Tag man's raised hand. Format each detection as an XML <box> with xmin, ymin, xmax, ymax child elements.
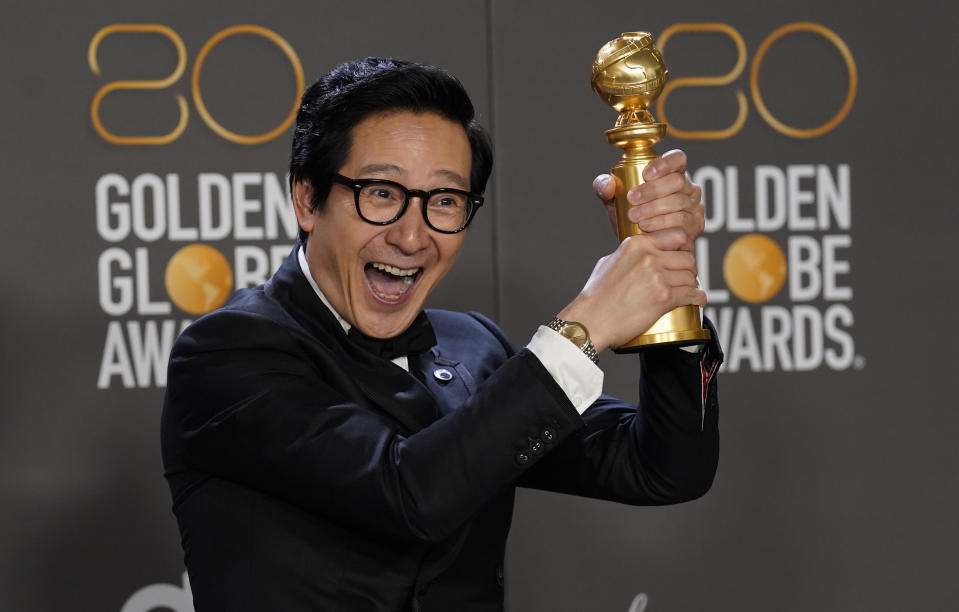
<box><xmin>591</xmin><ymin>149</ymin><xmax>705</xmax><ymax>252</ymax></box>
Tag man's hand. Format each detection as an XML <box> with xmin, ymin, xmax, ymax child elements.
<box><xmin>591</xmin><ymin>149</ymin><xmax>705</xmax><ymax>252</ymax></box>
<box><xmin>558</xmin><ymin>234</ymin><xmax>705</xmax><ymax>354</ymax></box>
<box><xmin>559</xmin><ymin>149</ymin><xmax>706</xmax><ymax>353</ymax></box>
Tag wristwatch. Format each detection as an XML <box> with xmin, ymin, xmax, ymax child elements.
<box><xmin>545</xmin><ymin>317</ymin><xmax>599</xmax><ymax>364</ymax></box>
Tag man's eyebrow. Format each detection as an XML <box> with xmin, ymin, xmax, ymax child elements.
<box><xmin>434</xmin><ymin>169</ymin><xmax>469</xmax><ymax>189</ymax></box>
<box><xmin>358</xmin><ymin>165</ymin><xmax>469</xmax><ymax>189</ymax></box>
<box><xmin>358</xmin><ymin>163</ymin><xmax>407</xmax><ymax>176</ymax></box>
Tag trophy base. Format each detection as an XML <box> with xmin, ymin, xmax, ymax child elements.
<box><xmin>613</xmin><ymin>328</ymin><xmax>712</xmax><ymax>353</ymax></box>
<box><xmin>612</xmin><ymin>305</ymin><xmax>712</xmax><ymax>353</ymax></box>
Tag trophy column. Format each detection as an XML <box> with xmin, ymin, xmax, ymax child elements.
<box><xmin>591</xmin><ymin>32</ymin><xmax>711</xmax><ymax>352</ymax></box>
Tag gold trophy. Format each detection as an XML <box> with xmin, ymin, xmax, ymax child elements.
<box><xmin>591</xmin><ymin>32</ymin><xmax>711</xmax><ymax>352</ymax></box>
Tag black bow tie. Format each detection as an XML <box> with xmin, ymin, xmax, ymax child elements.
<box><xmin>347</xmin><ymin>311</ymin><xmax>437</xmax><ymax>360</ymax></box>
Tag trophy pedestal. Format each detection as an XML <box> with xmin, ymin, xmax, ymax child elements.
<box><xmin>613</xmin><ymin>305</ymin><xmax>711</xmax><ymax>352</ymax></box>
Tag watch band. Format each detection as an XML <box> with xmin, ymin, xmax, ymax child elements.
<box><xmin>545</xmin><ymin>316</ymin><xmax>599</xmax><ymax>364</ymax></box>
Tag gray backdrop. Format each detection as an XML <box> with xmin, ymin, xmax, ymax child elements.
<box><xmin>2</xmin><ymin>1</ymin><xmax>957</xmax><ymax>610</ymax></box>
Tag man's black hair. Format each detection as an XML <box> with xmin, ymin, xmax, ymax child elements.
<box><xmin>289</xmin><ymin>57</ymin><xmax>493</xmax><ymax>242</ymax></box>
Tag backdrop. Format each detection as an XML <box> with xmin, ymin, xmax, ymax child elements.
<box><xmin>2</xmin><ymin>1</ymin><xmax>956</xmax><ymax>610</ymax></box>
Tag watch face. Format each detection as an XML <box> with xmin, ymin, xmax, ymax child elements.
<box><xmin>560</xmin><ymin>323</ymin><xmax>588</xmax><ymax>348</ymax></box>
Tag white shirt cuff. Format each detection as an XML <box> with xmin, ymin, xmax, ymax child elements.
<box><xmin>526</xmin><ymin>326</ymin><xmax>603</xmax><ymax>415</ymax></box>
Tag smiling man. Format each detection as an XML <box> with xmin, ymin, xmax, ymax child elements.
<box><xmin>161</xmin><ymin>57</ymin><xmax>722</xmax><ymax>612</ymax></box>
<box><xmin>293</xmin><ymin>111</ymin><xmax>473</xmax><ymax>339</ymax></box>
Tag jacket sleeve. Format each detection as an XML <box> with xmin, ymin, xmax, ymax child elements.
<box><xmin>516</xmin><ymin>318</ymin><xmax>723</xmax><ymax>505</ymax></box>
<box><xmin>161</xmin><ymin>309</ymin><xmax>585</xmax><ymax>544</ymax></box>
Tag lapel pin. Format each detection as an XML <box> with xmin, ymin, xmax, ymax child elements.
<box><xmin>433</xmin><ymin>368</ymin><xmax>454</xmax><ymax>383</ymax></box>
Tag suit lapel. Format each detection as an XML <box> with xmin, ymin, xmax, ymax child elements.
<box><xmin>265</xmin><ymin>246</ymin><xmax>440</xmax><ymax>434</ymax></box>
<box><xmin>412</xmin><ymin>347</ymin><xmax>474</xmax><ymax>417</ymax></box>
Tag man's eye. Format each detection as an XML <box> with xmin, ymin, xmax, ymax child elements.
<box><xmin>433</xmin><ymin>194</ymin><xmax>467</xmax><ymax>207</ymax></box>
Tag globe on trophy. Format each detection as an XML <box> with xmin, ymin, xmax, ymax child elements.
<box><xmin>591</xmin><ymin>32</ymin><xmax>711</xmax><ymax>351</ymax></box>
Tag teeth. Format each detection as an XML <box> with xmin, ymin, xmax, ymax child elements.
<box><xmin>371</xmin><ymin>262</ymin><xmax>420</xmax><ymax>277</ymax></box>
<box><xmin>368</xmin><ymin>262</ymin><xmax>419</xmax><ymax>301</ymax></box>
<box><xmin>372</xmin><ymin>281</ymin><xmax>415</xmax><ymax>300</ymax></box>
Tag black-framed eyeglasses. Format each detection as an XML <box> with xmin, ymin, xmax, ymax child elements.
<box><xmin>333</xmin><ymin>174</ymin><xmax>484</xmax><ymax>234</ymax></box>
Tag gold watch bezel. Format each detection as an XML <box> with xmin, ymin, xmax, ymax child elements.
<box><xmin>557</xmin><ymin>321</ymin><xmax>589</xmax><ymax>348</ymax></box>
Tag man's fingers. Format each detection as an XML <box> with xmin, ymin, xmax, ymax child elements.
<box><xmin>644</xmin><ymin>227</ymin><xmax>696</xmax><ymax>252</ymax></box>
<box><xmin>664</xmin><ymin>269</ymin><xmax>698</xmax><ymax>288</ymax></box>
<box><xmin>625</xmin><ymin>243</ymin><xmax>696</xmax><ymax>273</ymax></box>
<box><xmin>642</xmin><ymin>149</ymin><xmax>688</xmax><ymax>181</ymax></box>
<box><xmin>628</xmin><ymin>192</ymin><xmax>698</xmax><ymax>223</ymax></box>
<box><xmin>592</xmin><ymin>174</ymin><xmax>617</xmax><ymax>202</ymax></box>
<box><xmin>593</xmin><ymin>173</ymin><xmax>624</xmax><ymax>239</ymax></box>
<box><xmin>637</xmin><ymin>210</ymin><xmax>697</xmax><ymax>234</ymax></box>
<box><xmin>679</xmin><ymin>287</ymin><xmax>708</xmax><ymax>308</ymax></box>
<box><xmin>658</xmin><ymin>249</ymin><xmax>698</xmax><ymax>273</ymax></box>
<box><xmin>594</xmin><ymin>168</ymin><xmax>704</xmax><ymax>247</ymax></box>
<box><xmin>627</xmin><ymin>172</ymin><xmax>692</xmax><ymax>204</ymax></box>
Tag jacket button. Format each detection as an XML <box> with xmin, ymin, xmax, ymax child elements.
<box><xmin>515</xmin><ymin>451</ymin><xmax>530</xmax><ymax>465</ymax></box>
<box><xmin>529</xmin><ymin>439</ymin><xmax>544</xmax><ymax>456</ymax></box>
<box><xmin>541</xmin><ymin>427</ymin><xmax>555</xmax><ymax>443</ymax></box>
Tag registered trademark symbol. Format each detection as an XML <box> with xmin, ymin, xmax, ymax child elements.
<box><xmin>853</xmin><ymin>355</ymin><xmax>865</xmax><ymax>369</ymax></box>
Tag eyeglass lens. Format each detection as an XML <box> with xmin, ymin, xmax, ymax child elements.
<box><xmin>358</xmin><ymin>183</ymin><xmax>470</xmax><ymax>231</ymax></box>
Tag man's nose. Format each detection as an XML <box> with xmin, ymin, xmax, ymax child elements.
<box><xmin>384</xmin><ymin>198</ymin><xmax>431</xmax><ymax>254</ymax></box>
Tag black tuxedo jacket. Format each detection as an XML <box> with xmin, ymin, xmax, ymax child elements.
<box><xmin>161</xmin><ymin>247</ymin><xmax>722</xmax><ymax>612</ymax></box>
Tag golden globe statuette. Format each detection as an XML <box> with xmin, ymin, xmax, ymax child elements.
<box><xmin>591</xmin><ymin>32</ymin><xmax>710</xmax><ymax>352</ymax></box>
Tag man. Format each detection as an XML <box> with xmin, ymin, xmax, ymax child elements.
<box><xmin>162</xmin><ymin>57</ymin><xmax>722</xmax><ymax>611</ymax></box>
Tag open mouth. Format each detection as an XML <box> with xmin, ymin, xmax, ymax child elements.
<box><xmin>364</xmin><ymin>262</ymin><xmax>422</xmax><ymax>304</ymax></box>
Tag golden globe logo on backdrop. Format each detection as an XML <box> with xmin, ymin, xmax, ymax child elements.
<box><xmin>694</xmin><ymin>164</ymin><xmax>859</xmax><ymax>373</ymax></box>
<box><xmin>90</xmin><ymin>24</ymin><xmax>303</xmax><ymax>389</ymax></box>
<box><xmin>660</xmin><ymin>22</ymin><xmax>861</xmax><ymax>373</ymax></box>
<box><xmin>94</xmin><ymin>172</ymin><xmax>299</xmax><ymax>389</ymax></box>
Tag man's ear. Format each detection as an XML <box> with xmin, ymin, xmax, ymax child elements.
<box><xmin>292</xmin><ymin>180</ymin><xmax>315</xmax><ymax>233</ymax></box>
